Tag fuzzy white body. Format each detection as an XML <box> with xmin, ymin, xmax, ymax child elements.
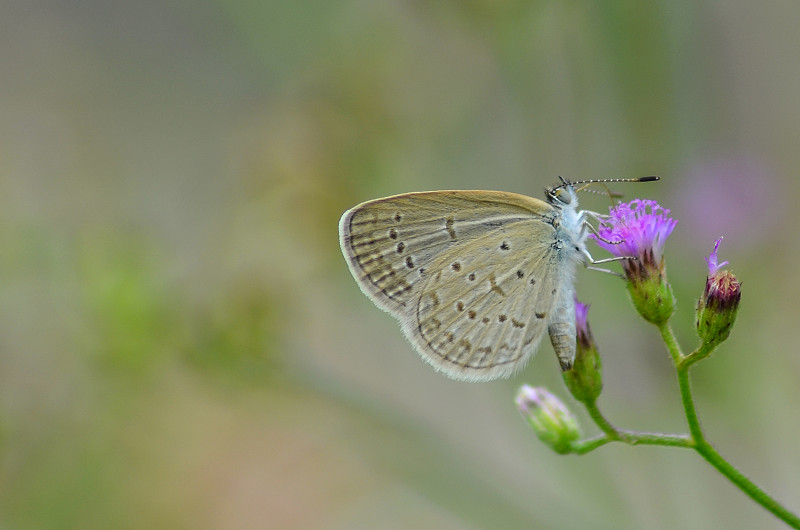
<box><xmin>339</xmin><ymin>186</ymin><xmax>589</xmax><ymax>381</ymax></box>
<box><xmin>543</xmin><ymin>192</ymin><xmax>587</xmax><ymax>370</ymax></box>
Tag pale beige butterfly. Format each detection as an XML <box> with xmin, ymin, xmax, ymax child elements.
<box><xmin>339</xmin><ymin>177</ymin><xmax>659</xmax><ymax>382</ymax></box>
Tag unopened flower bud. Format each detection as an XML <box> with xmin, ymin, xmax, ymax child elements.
<box><xmin>696</xmin><ymin>238</ymin><xmax>741</xmax><ymax>349</ymax></box>
<box><xmin>562</xmin><ymin>299</ymin><xmax>603</xmax><ymax>404</ymax></box>
<box><xmin>515</xmin><ymin>385</ymin><xmax>580</xmax><ymax>454</ymax></box>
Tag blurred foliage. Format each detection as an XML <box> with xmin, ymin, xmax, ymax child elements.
<box><xmin>1</xmin><ymin>0</ymin><xmax>799</xmax><ymax>528</ymax></box>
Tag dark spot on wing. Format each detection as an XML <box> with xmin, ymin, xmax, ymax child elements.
<box><xmin>451</xmin><ymin>262</ymin><xmax>461</xmax><ymax>272</ymax></box>
<box><xmin>445</xmin><ymin>217</ymin><xmax>456</xmax><ymax>240</ymax></box>
<box><xmin>535</xmin><ymin>312</ymin><xmax>546</xmax><ymax>319</ymax></box>
<box><xmin>405</xmin><ymin>256</ymin><xmax>414</xmax><ymax>268</ymax></box>
<box><xmin>500</xmin><ymin>241</ymin><xmax>510</xmax><ymax>251</ymax></box>
<box><xmin>516</xmin><ymin>270</ymin><xmax>524</xmax><ymax>279</ymax></box>
<box><xmin>396</xmin><ymin>242</ymin><xmax>405</xmax><ymax>254</ymax></box>
<box><xmin>389</xmin><ymin>228</ymin><xmax>398</xmax><ymax>240</ymax></box>
<box><xmin>498</xmin><ymin>314</ymin><xmax>507</xmax><ymax>322</ymax></box>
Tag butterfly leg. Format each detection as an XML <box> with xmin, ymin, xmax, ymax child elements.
<box><xmin>579</xmin><ymin>246</ymin><xmax>629</xmax><ymax>278</ymax></box>
<box><xmin>576</xmin><ymin>214</ymin><xmax>631</xmax><ymax>277</ymax></box>
<box><xmin>586</xmin><ymin>266</ymin><xmax>625</xmax><ymax>278</ymax></box>
<box><xmin>579</xmin><ymin>219</ymin><xmax>623</xmax><ymax>245</ymax></box>
<box><xmin>582</xmin><ymin>210</ymin><xmax>610</xmax><ymax>221</ymax></box>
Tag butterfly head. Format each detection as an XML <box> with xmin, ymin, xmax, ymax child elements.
<box><xmin>545</xmin><ymin>177</ymin><xmax>578</xmax><ymax>209</ymax></box>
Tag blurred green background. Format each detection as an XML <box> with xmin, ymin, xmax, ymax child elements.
<box><xmin>2</xmin><ymin>1</ymin><xmax>799</xmax><ymax>528</ymax></box>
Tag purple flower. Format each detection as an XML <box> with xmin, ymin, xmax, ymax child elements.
<box><xmin>575</xmin><ymin>298</ymin><xmax>589</xmax><ymax>328</ymax></box>
<box><xmin>591</xmin><ymin>199</ymin><xmax>677</xmax><ymax>324</ymax></box>
<box><xmin>701</xmin><ymin>238</ymin><xmax>740</xmax><ymax>313</ymax></box>
<box><xmin>574</xmin><ymin>298</ymin><xmax>592</xmax><ymax>350</ymax></box>
<box><xmin>705</xmin><ymin>237</ymin><xmax>729</xmax><ymax>275</ymax></box>
<box><xmin>564</xmin><ymin>298</ymin><xmax>602</xmax><ymax>404</ymax></box>
<box><xmin>696</xmin><ymin>238</ymin><xmax>741</xmax><ymax>348</ymax></box>
<box><xmin>592</xmin><ymin>199</ymin><xmax>677</xmax><ymax>264</ymax></box>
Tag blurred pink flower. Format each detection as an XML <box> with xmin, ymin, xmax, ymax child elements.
<box><xmin>681</xmin><ymin>156</ymin><xmax>782</xmax><ymax>247</ymax></box>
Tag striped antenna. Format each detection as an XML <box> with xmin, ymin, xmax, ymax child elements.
<box><xmin>557</xmin><ymin>176</ymin><xmax>659</xmax><ymax>188</ymax></box>
<box><xmin>574</xmin><ymin>176</ymin><xmax>659</xmax><ymax>185</ymax></box>
<box><xmin>552</xmin><ymin>176</ymin><xmax>659</xmax><ymax>203</ymax></box>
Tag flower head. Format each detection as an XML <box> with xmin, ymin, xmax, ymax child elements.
<box><xmin>575</xmin><ymin>298</ymin><xmax>590</xmax><ymax>345</ymax></box>
<box><xmin>591</xmin><ymin>199</ymin><xmax>677</xmax><ymax>325</ymax></box>
<box><xmin>592</xmin><ymin>199</ymin><xmax>677</xmax><ymax>271</ymax></box>
<box><xmin>696</xmin><ymin>238</ymin><xmax>741</xmax><ymax>351</ymax></box>
<box><xmin>516</xmin><ymin>385</ymin><xmax>580</xmax><ymax>454</ymax></box>
<box><xmin>563</xmin><ymin>298</ymin><xmax>602</xmax><ymax>404</ymax></box>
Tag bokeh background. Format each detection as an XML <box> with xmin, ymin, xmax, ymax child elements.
<box><xmin>2</xmin><ymin>1</ymin><xmax>799</xmax><ymax>528</ymax></box>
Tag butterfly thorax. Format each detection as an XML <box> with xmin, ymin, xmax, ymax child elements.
<box><xmin>546</xmin><ymin>186</ymin><xmax>588</xmax><ymax>266</ymax></box>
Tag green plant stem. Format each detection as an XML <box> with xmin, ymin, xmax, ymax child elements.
<box><xmin>657</xmin><ymin>321</ymin><xmax>683</xmax><ymax>365</ymax></box>
<box><xmin>578</xmin><ymin>400</ymin><xmax>692</xmax><ymax>450</ymax></box>
<box><xmin>571</xmin><ymin>431</ymin><xmax>692</xmax><ymax>454</ymax></box>
<box><xmin>616</xmin><ymin>430</ymin><xmax>691</xmax><ymax>447</ymax></box>
<box><xmin>571</xmin><ymin>435</ymin><xmax>611</xmax><ymax>455</ymax></box>
<box><xmin>675</xmin><ymin>360</ymin><xmax>703</xmax><ymax>443</ymax></box>
<box><xmin>656</xmin><ymin>322</ymin><xmax>800</xmax><ymax>529</ymax></box>
<box><xmin>694</xmin><ymin>439</ymin><xmax>800</xmax><ymax>528</ymax></box>
<box><xmin>572</xmin><ymin>322</ymin><xmax>800</xmax><ymax>527</ymax></box>
<box><xmin>583</xmin><ymin>399</ymin><xmax>621</xmax><ymax>440</ymax></box>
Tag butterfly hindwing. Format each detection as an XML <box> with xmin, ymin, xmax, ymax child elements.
<box><xmin>407</xmin><ymin>224</ymin><xmax>565</xmax><ymax>381</ymax></box>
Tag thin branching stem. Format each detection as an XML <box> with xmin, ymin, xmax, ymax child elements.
<box><xmin>568</xmin><ymin>322</ymin><xmax>800</xmax><ymax>528</ymax></box>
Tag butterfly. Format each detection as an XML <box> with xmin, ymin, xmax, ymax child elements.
<box><xmin>338</xmin><ymin>177</ymin><xmax>658</xmax><ymax>382</ymax></box>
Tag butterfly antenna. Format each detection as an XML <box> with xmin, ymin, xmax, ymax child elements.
<box><xmin>554</xmin><ymin>176</ymin><xmax>658</xmax><ymax>206</ymax></box>
<box><xmin>554</xmin><ymin>175</ymin><xmax>658</xmax><ymax>190</ymax></box>
<box><xmin>571</xmin><ymin>176</ymin><xmax>660</xmax><ymax>187</ymax></box>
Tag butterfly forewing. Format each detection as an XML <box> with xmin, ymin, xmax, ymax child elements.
<box><xmin>339</xmin><ymin>190</ymin><xmax>566</xmax><ymax>381</ymax></box>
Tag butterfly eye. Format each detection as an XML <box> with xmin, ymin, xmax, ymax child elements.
<box><xmin>554</xmin><ymin>188</ymin><xmax>572</xmax><ymax>205</ymax></box>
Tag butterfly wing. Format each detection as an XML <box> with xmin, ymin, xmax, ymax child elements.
<box><xmin>339</xmin><ymin>190</ymin><xmax>569</xmax><ymax>382</ymax></box>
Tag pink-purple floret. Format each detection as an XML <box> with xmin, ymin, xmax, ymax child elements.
<box><xmin>591</xmin><ymin>199</ymin><xmax>677</xmax><ymax>260</ymax></box>
<box><xmin>705</xmin><ymin>238</ymin><xmax>729</xmax><ymax>275</ymax></box>
<box><xmin>574</xmin><ymin>298</ymin><xmax>590</xmax><ymax>329</ymax></box>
